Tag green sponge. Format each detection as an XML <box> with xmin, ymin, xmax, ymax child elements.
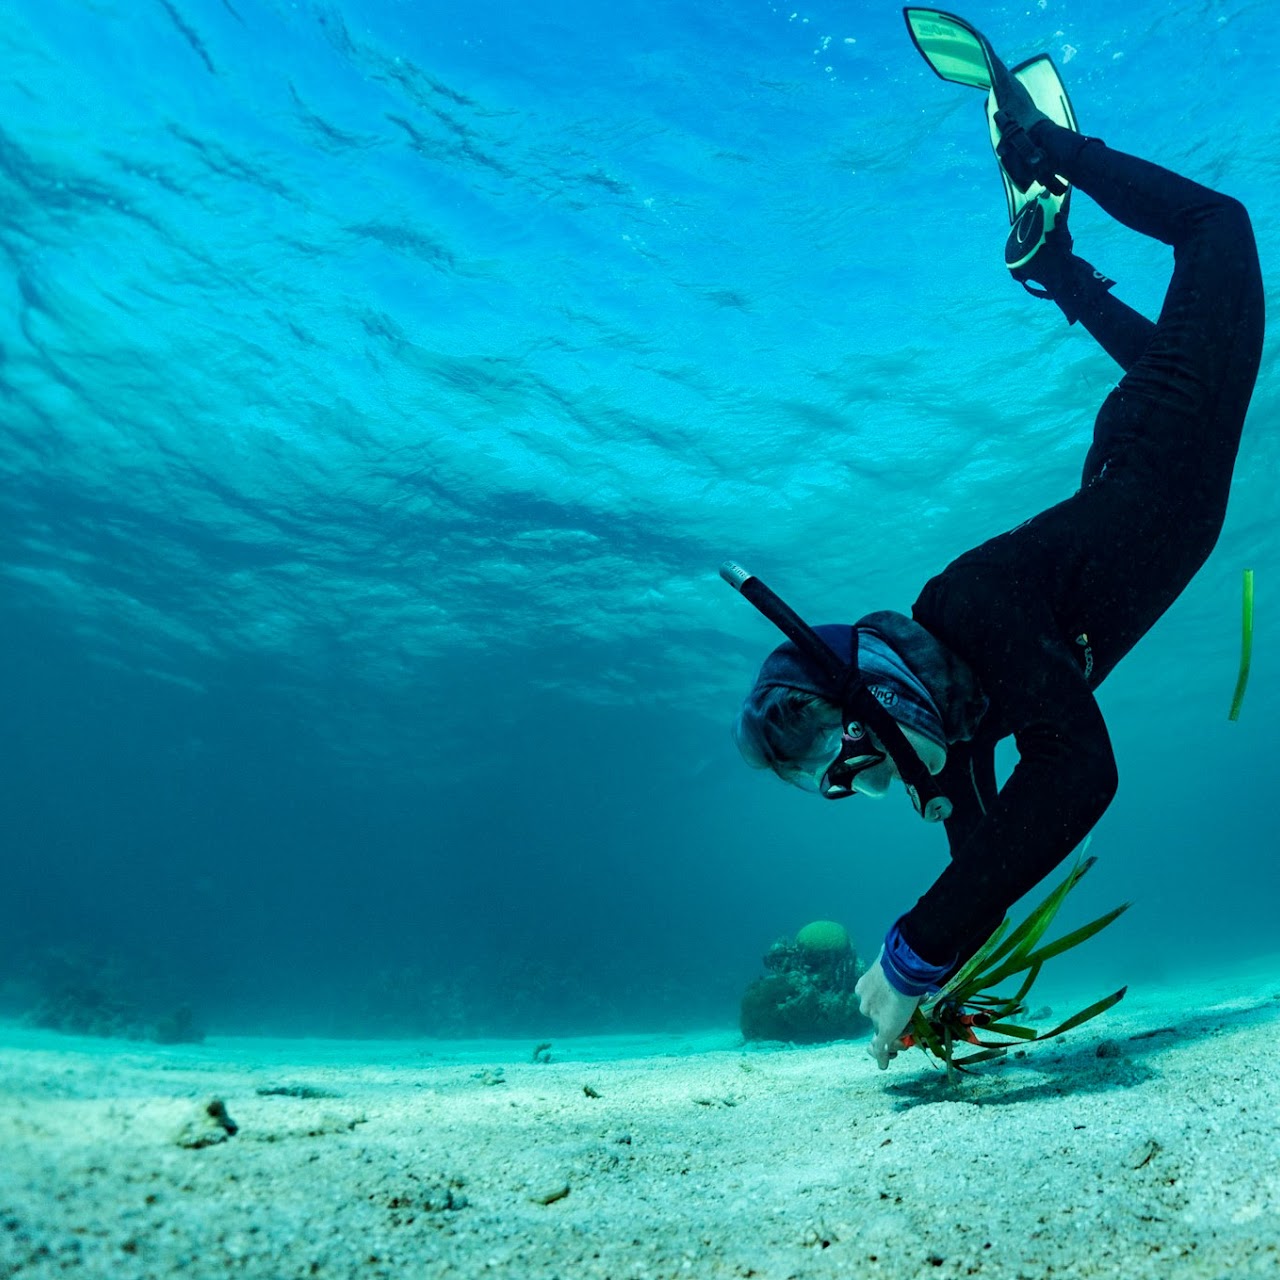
<box><xmin>795</xmin><ymin>920</ymin><xmax>851</xmax><ymax>958</ymax></box>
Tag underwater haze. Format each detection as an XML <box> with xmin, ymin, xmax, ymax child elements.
<box><xmin>1</xmin><ymin>0</ymin><xmax>1276</xmax><ymax>1040</ymax></box>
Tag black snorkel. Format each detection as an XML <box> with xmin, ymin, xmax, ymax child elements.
<box><xmin>720</xmin><ymin>561</ymin><xmax>953</xmax><ymax>823</ymax></box>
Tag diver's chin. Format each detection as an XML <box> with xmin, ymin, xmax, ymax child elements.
<box><xmin>851</xmin><ymin>763</ymin><xmax>895</xmax><ymax>798</ymax></box>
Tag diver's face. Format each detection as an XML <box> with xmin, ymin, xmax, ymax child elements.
<box><xmin>851</xmin><ymin>726</ymin><xmax>947</xmax><ymax>798</ymax></box>
<box><xmin>847</xmin><ymin>749</ymin><xmax>898</xmax><ymax>797</ymax></box>
<box><xmin>787</xmin><ymin>725</ymin><xmax>945</xmax><ymax>800</ymax></box>
<box><xmin>779</xmin><ymin>722</ymin><xmax>890</xmax><ymax>798</ymax></box>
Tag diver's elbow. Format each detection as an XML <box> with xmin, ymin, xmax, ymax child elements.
<box><xmin>1084</xmin><ymin>744</ymin><xmax>1119</xmax><ymax>817</ymax></box>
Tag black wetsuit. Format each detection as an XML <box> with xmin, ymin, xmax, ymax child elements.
<box><xmin>897</xmin><ymin>125</ymin><xmax>1265</xmax><ymax>969</ymax></box>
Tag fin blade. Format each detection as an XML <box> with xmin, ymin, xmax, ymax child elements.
<box><xmin>903</xmin><ymin>8</ymin><xmax>994</xmax><ymax>90</ymax></box>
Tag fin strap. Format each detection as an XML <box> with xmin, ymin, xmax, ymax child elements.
<box><xmin>994</xmin><ymin>112</ymin><xmax>1067</xmax><ymax>196</ymax></box>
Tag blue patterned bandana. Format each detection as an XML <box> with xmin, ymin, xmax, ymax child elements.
<box><xmin>747</xmin><ymin>623</ymin><xmax>946</xmax><ymax>748</ymax></box>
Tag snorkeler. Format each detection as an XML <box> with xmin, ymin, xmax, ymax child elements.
<box><xmin>725</xmin><ymin>10</ymin><xmax>1264</xmax><ymax>1070</ymax></box>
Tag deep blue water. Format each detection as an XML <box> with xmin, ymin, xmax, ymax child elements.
<box><xmin>1</xmin><ymin>0</ymin><xmax>1275</xmax><ymax>1038</ymax></box>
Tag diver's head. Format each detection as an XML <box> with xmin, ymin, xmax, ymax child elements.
<box><xmin>720</xmin><ymin>564</ymin><xmax>954</xmax><ymax>822</ymax></box>
<box><xmin>734</xmin><ymin>682</ymin><xmax>946</xmax><ymax>799</ymax></box>
<box><xmin>734</xmin><ymin>623</ymin><xmax>948</xmax><ymax>801</ymax></box>
<box><xmin>733</xmin><ymin>684</ymin><xmax>842</xmax><ymax>790</ymax></box>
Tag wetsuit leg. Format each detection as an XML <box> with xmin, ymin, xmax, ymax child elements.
<box><xmin>1031</xmin><ymin>123</ymin><xmax>1265</xmax><ymax>496</ymax></box>
<box><xmin>1021</xmin><ymin>234</ymin><xmax>1157</xmax><ymax>371</ymax></box>
<box><xmin>1053</xmin><ymin>255</ymin><xmax>1157</xmax><ymax>373</ymax></box>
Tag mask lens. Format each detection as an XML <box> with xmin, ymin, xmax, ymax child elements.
<box><xmin>778</xmin><ymin>724</ymin><xmax>843</xmax><ymax>794</ymax></box>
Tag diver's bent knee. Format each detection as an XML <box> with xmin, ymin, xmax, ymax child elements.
<box><xmin>1206</xmin><ymin>194</ymin><xmax>1257</xmax><ymax>253</ymax></box>
<box><xmin>1088</xmin><ymin>755</ymin><xmax>1119</xmax><ymax>820</ymax></box>
<box><xmin>1080</xmin><ymin>740</ymin><xmax>1119</xmax><ymax>816</ymax></box>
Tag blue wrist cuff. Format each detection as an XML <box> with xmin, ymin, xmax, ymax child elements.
<box><xmin>880</xmin><ymin>921</ymin><xmax>955</xmax><ymax>998</ymax></box>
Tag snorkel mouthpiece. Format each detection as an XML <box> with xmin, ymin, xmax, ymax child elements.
<box><xmin>721</xmin><ymin>561</ymin><xmax>952</xmax><ymax>822</ymax></box>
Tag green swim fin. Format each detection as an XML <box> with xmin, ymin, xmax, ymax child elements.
<box><xmin>989</xmin><ymin>54</ymin><xmax>1077</xmax><ymax>271</ymax></box>
<box><xmin>903</xmin><ymin>6</ymin><xmax>996</xmax><ymax>89</ymax></box>
<box><xmin>903</xmin><ymin>9</ymin><xmax>1079</xmax><ymax>273</ymax></box>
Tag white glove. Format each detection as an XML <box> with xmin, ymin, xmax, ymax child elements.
<box><xmin>856</xmin><ymin>947</ymin><xmax>922</xmax><ymax>1070</ymax></box>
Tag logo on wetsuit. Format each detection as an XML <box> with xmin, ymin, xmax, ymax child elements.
<box><xmin>1075</xmin><ymin>633</ymin><xmax>1095</xmax><ymax>680</ymax></box>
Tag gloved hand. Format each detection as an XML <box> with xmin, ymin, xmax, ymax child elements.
<box><xmin>855</xmin><ymin>948</ymin><xmax>922</xmax><ymax>1070</ymax></box>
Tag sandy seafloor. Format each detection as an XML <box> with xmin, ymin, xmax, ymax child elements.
<box><xmin>2</xmin><ymin>959</ymin><xmax>1278</xmax><ymax>1280</ymax></box>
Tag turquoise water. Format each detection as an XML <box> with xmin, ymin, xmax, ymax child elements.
<box><xmin>1</xmin><ymin>0</ymin><xmax>1275</xmax><ymax>1040</ymax></box>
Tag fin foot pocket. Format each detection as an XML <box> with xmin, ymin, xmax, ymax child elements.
<box><xmin>994</xmin><ymin>115</ymin><xmax>1066</xmax><ymax>196</ymax></box>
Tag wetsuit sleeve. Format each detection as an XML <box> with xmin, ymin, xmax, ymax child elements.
<box><xmin>938</xmin><ymin>735</ymin><xmax>999</xmax><ymax>856</ymax></box>
<box><xmin>898</xmin><ymin>639</ymin><xmax>1118</xmax><ymax>968</ymax></box>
